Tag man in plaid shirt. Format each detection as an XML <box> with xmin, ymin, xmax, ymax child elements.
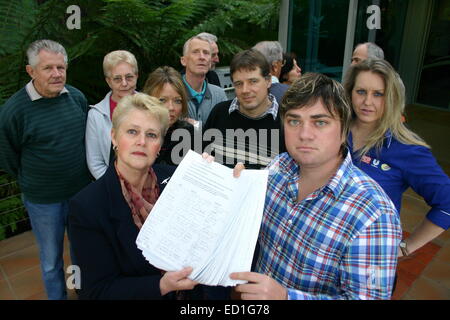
<box><xmin>230</xmin><ymin>73</ymin><xmax>402</xmax><ymax>299</ymax></box>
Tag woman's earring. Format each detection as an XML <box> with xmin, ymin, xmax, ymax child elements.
<box><xmin>113</xmin><ymin>145</ymin><xmax>118</xmax><ymax>151</ymax></box>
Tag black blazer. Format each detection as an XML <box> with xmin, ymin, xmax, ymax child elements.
<box><xmin>68</xmin><ymin>163</ymin><xmax>175</xmax><ymax>299</ymax></box>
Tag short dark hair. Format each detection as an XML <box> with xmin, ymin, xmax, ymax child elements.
<box><xmin>281</xmin><ymin>73</ymin><xmax>352</xmax><ymax>143</ymax></box>
<box><xmin>230</xmin><ymin>49</ymin><xmax>271</xmax><ymax>81</ymax></box>
<box><xmin>279</xmin><ymin>53</ymin><xmax>295</xmax><ymax>82</ymax></box>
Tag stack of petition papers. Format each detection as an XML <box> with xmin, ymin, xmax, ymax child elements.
<box><xmin>136</xmin><ymin>150</ymin><xmax>268</xmax><ymax>286</ymax></box>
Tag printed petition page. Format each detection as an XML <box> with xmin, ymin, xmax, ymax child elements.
<box><xmin>136</xmin><ymin>150</ymin><xmax>268</xmax><ymax>286</ymax></box>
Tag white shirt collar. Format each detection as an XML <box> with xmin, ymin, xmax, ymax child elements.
<box><xmin>228</xmin><ymin>93</ymin><xmax>279</xmax><ymax>120</ymax></box>
<box><xmin>25</xmin><ymin>80</ymin><xmax>69</xmax><ymax>101</ymax></box>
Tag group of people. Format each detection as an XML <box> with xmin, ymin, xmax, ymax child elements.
<box><xmin>0</xmin><ymin>34</ymin><xmax>448</xmax><ymax>300</ymax></box>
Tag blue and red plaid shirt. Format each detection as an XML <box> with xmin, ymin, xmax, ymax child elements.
<box><xmin>255</xmin><ymin>151</ymin><xmax>402</xmax><ymax>300</ymax></box>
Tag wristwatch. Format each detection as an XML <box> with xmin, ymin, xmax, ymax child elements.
<box><xmin>399</xmin><ymin>240</ymin><xmax>409</xmax><ymax>257</ymax></box>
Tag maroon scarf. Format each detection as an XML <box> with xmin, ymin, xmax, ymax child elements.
<box><xmin>115</xmin><ymin>163</ymin><xmax>160</xmax><ymax>229</ymax></box>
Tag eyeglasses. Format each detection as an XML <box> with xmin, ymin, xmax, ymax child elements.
<box><xmin>110</xmin><ymin>74</ymin><xmax>136</xmax><ymax>84</ymax></box>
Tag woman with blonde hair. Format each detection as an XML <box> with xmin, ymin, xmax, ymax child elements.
<box><xmin>69</xmin><ymin>93</ymin><xmax>198</xmax><ymax>299</ymax></box>
<box><xmin>343</xmin><ymin>58</ymin><xmax>449</xmax><ymax>258</ymax></box>
<box><xmin>86</xmin><ymin>50</ymin><xmax>139</xmax><ymax>179</ymax></box>
<box><xmin>143</xmin><ymin>66</ymin><xmax>194</xmax><ymax>166</ymax></box>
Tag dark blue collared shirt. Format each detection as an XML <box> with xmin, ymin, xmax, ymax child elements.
<box><xmin>348</xmin><ymin>131</ymin><xmax>450</xmax><ymax>230</ymax></box>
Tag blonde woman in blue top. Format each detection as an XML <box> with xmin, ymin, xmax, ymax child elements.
<box><xmin>343</xmin><ymin>58</ymin><xmax>450</xmax><ymax>258</ymax></box>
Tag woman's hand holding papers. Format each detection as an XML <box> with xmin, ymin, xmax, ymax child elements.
<box><xmin>201</xmin><ymin>152</ymin><xmax>215</xmax><ymax>163</ymax></box>
<box><xmin>201</xmin><ymin>152</ymin><xmax>245</xmax><ymax>178</ymax></box>
<box><xmin>160</xmin><ymin>266</ymin><xmax>198</xmax><ymax>296</ymax></box>
<box><xmin>233</xmin><ymin>162</ymin><xmax>245</xmax><ymax>178</ymax></box>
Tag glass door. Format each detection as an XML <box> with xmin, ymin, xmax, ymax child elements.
<box><xmin>289</xmin><ymin>0</ymin><xmax>350</xmax><ymax>81</ymax></box>
<box><xmin>416</xmin><ymin>0</ymin><xmax>450</xmax><ymax>110</ymax></box>
<box><xmin>353</xmin><ymin>0</ymin><xmax>409</xmax><ymax>70</ymax></box>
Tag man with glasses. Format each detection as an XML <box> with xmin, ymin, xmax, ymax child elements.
<box><xmin>0</xmin><ymin>39</ymin><xmax>91</xmax><ymax>299</ymax></box>
<box><xmin>253</xmin><ymin>41</ymin><xmax>289</xmax><ymax>104</ymax></box>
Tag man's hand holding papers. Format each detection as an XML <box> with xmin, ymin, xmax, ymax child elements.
<box><xmin>230</xmin><ymin>272</ymin><xmax>288</xmax><ymax>300</ymax></box>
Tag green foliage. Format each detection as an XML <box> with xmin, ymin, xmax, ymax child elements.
<box><xmin>0</xmin><ymin>171</ymin><xmax>27</xmax><ymax>241</ymax></box>
<box><xmin>0</xmin><ymin>0</ymin><xmax>39</xmax><ymax>102</ymax></box>
<box><xmin>0</xmin><ymin>0</ymin><xmax>280</xmax><ymax>239</ymax></box>
<box><xmin>0</xmin><ymin>0</ymin><xmax>38</xmax><ymax>55</ymax></box>
<box><xmin>0</xmin><ymin>0</ymin><xmax>281</xmax><ymax>104</ymax></box>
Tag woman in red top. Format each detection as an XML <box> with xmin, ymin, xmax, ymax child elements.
<box><xmin>86</xmin><ymin>50</ymin><xmax>139</xmax><ymax>179</ymax></box>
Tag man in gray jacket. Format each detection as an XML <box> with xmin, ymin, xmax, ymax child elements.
<box><xmin>180</xmin><ymin>35</ymin><xmax>227</xmax><ymax>127</ymax></box>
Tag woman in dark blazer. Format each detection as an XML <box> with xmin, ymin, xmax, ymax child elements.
<box><xmin>69</xmin><ymin>93</ymin><xmax>197</xmax><ymax>299</ymax></box>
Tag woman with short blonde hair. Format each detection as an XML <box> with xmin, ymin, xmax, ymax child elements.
<box><xmin>103</xmin><ymin>50</ymin><xmax>138</xmax><ymax>78</ymax></box>
<box><xmin>112</xmin><ymin>93</ymin><xmax>169</xmax><ymax>140</ymax></box>
<box><xmin>69</xmin><ymin>92</ymin><xmax>198</xmax><ymax>299</ymax></box>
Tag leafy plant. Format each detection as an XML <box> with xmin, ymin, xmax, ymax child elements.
<box><xmin>0</xmin><ymin>0</ymin><xmax>281</xmax><ymax>240</ymax></box>
<box><xmin>0</xmin><ymin>171</ymin><xmax>27</xmax><ymax>241</ymax></box>
<box><xmin>0</xmin><ymin>0</ymin><xmax>281</xmax><ymax>104</ymax></box>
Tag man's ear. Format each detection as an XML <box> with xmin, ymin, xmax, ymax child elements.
<box><xmin>180</xmin><ymin>56</ymin><xmax>187</xmax><ymax>67</ymax></box>
<box><xmin>266</xmin><ymin>76</ymin><xmax>272</xmax><ymax>89</ymax></box>
<box><xmin>271</xmin><ymin>62</ymin><xmax>280</xmax><ymax>78</ymax></box>
<box><xmin>26</xmin><ymin>65</ymin><xmax>34</xmax><ymax>79</ymax></box>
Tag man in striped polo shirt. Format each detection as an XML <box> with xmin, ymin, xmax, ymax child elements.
<box><xmin>0</xmin><ymin>40</ymin><xmax>91</xmax><ymax>300</ymax></box>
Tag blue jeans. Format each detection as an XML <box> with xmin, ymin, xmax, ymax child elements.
<box><xmin>23</xmin><ymin>197</ymin><xmax>70</xmax><ymax>300</ymax></box>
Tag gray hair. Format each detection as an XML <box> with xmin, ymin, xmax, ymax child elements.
<box><xmin>103</xmin><ymin>50</ymin><xmax>138</xmax><ymax>78</ymax></box>
<box><xmin>358</xmin><ymin>42</ymin><xmax>384</xmax><ymax>60</ymax></box>
<box><xmin>27</xmin><ymin>39</ymin><xmax>68</xmax><ymax>67</ymax></box>
<box><xmin>196</xmin><ymin>32</ymin><xmax>218</xmax><ymax>43</ymax></box>
<box><xmin>252</xmin><ymin>41</ymin><xmax>283</xmax><ymax>65</ymax></box>
<box><xmin>182</xmin><ymin>35</ymin><xmax>212</xmax><ymax>56</ymax></box>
